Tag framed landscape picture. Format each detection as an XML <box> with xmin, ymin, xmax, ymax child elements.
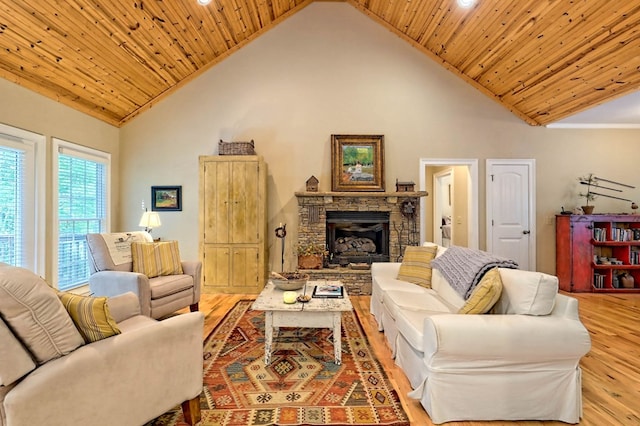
<box><xmin>331</xmin><ymin>134</ymin><xmax>385</xmax><ymax>192</ymax></box>
<box><xmin>151</xmin><ymin>186</ymin><xmax>182</xmax><ymax>211</ymax></box>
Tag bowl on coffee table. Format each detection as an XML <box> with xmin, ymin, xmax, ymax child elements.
<box><xmin>271</xmin><ymin>272</ymin><xmax>309</xmax><ymax>291</ymax></box>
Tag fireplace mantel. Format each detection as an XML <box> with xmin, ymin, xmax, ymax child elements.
<box><xmin>295</xmin><ymin>191</ymin><xmax>428</xmax><ymax>198</ymax></box>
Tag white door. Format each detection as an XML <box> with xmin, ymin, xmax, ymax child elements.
<box><xmin>486</xmin><ymin>160</ymin><xmax>536</xmax><ymax>270</ymax></box>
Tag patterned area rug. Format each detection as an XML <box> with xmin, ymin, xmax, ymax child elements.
<box><xmin>147</xmin><ymin>300</ymin><xmax>410</xmax><ymax>426</ymax></box>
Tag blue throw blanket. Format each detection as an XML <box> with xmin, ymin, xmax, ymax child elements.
<box><xmin>431</xmin><ymin>246</ymin><xmax>518</xmax><ymax>300</ymax></box>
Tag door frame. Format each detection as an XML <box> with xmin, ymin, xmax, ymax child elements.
<box><xmin>433</xmin><ymin>169</ymin><xmax>453</xmax><ymax>246</ymax></box>
<box><xmin>485</xmin><ymin>159</ymin><xmax>536</xmax><ymax>269</ymax></box>
<box><xmin>419</xmin><ymin>158</ymin><xmax>479</xmax><ymax>249</ymax></box>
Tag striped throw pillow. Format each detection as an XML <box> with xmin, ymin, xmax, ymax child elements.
<box><xmin>131</xmin><ymin>241</ymin><xmax>184</xmax><ymax>278</ymax></box>
<box><xmin>397</xmin><ymin>245</ymin><xmax>438</xmax><ymax>288</ymax></box>
<box><xmin>458</xmin><ymin>268</ymin><xmax>503</xmax><ymax>314</ymax></box>
<box><xmin>58</xmin><ymin>293</ymin><xmax>121</xmax><ymax>343</ymax></box>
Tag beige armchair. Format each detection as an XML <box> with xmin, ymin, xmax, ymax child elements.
<box><xmin>86</xmin><ymin>232</ymin><xmax>201</xmax><ymax>319</ymax></box>
<box><xmin>0</xmin><ymin>264</ymin><xmax>204</xmax><ymax>426</ymax></box>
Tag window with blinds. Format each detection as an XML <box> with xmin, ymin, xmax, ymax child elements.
<box><xmin>0</xmin><ymin>127</ymin><xmax>40</xmax><ymax>272</ymax></box>
<box><xmin>55</xmin><ymin>140</ymin><xmax>110</xmax><ymax>291</ymax></box>
<box><xmin>0</xmin><ymin>146</ymin><xmax>25</xmax><ymax>266</ymax></box>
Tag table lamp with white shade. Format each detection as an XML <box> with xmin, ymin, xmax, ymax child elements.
<box><xmin>139</xmin><ymin>210</ymin><xmax>161</xmax><ymax>233</ymax></box>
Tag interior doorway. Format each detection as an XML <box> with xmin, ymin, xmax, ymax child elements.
<box><xmin>419</xmin><ymin>159</ymin><xmax>478</xmax><ymax>249</ymax></box>
<box><xmin>433</xmin><ymin>170</ymin><xmax>453</xmax><ymax>246</ymax></box>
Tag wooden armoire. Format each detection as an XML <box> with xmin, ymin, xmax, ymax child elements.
<box><xmin>199</xmin><ymin>155</ymin><xmax>267</xmax><ymax>293</ymax></box>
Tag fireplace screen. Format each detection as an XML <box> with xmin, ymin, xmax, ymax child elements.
<box><xmin>326</xmin><ymin>211</ymin><xmax>390</xmax><ymax>265</ymax></box>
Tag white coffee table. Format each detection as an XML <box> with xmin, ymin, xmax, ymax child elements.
<box><xmin>251</xmin><ymin>280</ymin><xmax>353</xmax><ymax>365</ymax></box>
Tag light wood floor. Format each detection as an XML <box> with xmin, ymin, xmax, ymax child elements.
<box><xmin>182</xmin><ymin>292</ymin><xmax>640</xmax><ymax>426</ymax></box>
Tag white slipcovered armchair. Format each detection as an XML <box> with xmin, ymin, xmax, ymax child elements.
<box><xmin>86</xmin><ymin>232</ymin><xmax>201</xmax><ymax>319</ymax></box>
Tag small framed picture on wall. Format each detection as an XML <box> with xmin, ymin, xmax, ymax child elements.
<box><xmin>151</xmin><ymin>186</ymin><xmax>182</xmax><ymax>211</ymax></box>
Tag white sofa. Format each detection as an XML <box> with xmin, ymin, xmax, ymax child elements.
<box><xmin>370</xmin><ymin>244</ymin><xmax>592</xmax><ymax>424</ymax></box>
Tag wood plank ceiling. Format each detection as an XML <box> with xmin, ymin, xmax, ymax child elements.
<box><xmin>0</xmin><ymin>0</ymin><xmax>639</xmax><ymax>127</ymax></box>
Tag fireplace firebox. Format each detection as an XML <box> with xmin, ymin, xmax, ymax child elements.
<box><xmin>326</xmin><ymin>211</ymin><xmax>390</xmax><ymax>265</ymax></box>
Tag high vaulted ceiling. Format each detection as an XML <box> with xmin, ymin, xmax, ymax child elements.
<box><xmin>1</xmin><ymin>0</ymin><xmax>639</xmax><ymax>127</ymax></box>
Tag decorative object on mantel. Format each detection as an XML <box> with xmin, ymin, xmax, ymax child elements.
<box><xmin>331</xmin><ymin>134</ymin><xmax>385</xmax><ymax>192</ymax></box>
<box><xmin>297</xmin><ymin>241</ymin><xmax>325</xmax><ymax>269</ymax></box>
<box><xmin>218</xmin><ymin>139</ymin><xmax>256</xmax><ymax>155</ymax></box>
<box><xmin>396</xmin><ymin>179</ymin><xmax>415</xmax><ymax>192</ymax></box>
<box><xmin>306</xmin><ymin>175</ymin><xmax>319</xmax><ymax>192</ymax></box>
<box><xmin>578</xmin><ymin>174</ymin><xmax>635</xmax><ymax>214</ymax></box>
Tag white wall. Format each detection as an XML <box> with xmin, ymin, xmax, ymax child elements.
<box><xmin>110</xmin><ymin>3</ymin><xmax>640</xmax><ymax>274</ymax></box>
<box><xmin>0</xmin><ymin>79</ymin><xmax>119</xmax><ymax>279</ymax></box>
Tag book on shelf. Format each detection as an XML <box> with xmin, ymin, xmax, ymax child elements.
<box><xmin>312</xmin><ymin>284</ymin><xmax>344</xmax><ymax>298</ymax></box>
<box><xmin>611</xmin><ymin>227</ymin><xmax>633</xmax><ymax>242</ymax></box>
<box><xmin>593</xmin><ymin>227</ymin><xmax>607</xmax><ymax>241</ymax></box>
<box><xmin>593</xmin><ymin>273</ymin><xmax>605</xmax><ymax>289</ymax></box>
<box><xmin>593</xmin><ymin>226</ymin><xmax>640</xmax><ymax>242</ymax></box>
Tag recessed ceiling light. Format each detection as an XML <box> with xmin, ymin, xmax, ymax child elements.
<box><xmin>457</xmin><ymin>0</ymin><xmax>476</xmax><ymax>8</ymax></box>
<box><xmin>197</xmin><ymin>0</ymin><xmax>212</xmax><ymax>5</ymax></box>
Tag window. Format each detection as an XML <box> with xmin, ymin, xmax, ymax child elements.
<box><xmin>54</xmin><ymin>139</ymin><xmax>110</xmax><ymax>291</ymax></box>
<box><xmin>0</xmin><ymin>124</ymin><xmax>45</xmax><ymax>273</ymax></box>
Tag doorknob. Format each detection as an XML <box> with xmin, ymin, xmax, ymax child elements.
<box><xmin>523</xmin><ymin>230</ymin><xmax>531</xmax><ymax>234</ymax></box>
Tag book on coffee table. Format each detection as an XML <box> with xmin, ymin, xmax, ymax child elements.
<box><xmin>312</xmin><ymin>284</ymin><xmax>344</xmax><ymax>298</ymax></box>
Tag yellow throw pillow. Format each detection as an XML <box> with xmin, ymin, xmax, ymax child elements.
<box><xmin>397</xmin><ymin>245</ymin><xmax>438</xmax><ymax>288</ymax></box>
<box><xmin>131</xmin><ymin>241</ymin><xmax>184</xmax><ymax>278</ymax></box>
<box><xmin>458</xmin><ymin>268</ymin><xmax>503</xmax><ymax>314</ymax></box>
<box><xmin>58</xmin><ymin>293</ymin><xmax>121</xmax><ymax>343</ymax></box>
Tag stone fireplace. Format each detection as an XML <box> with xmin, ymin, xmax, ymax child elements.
<box><xmin>295</xmin><ymin>190</ymin><xmax>427</xmax><ymax>294</ymax></box>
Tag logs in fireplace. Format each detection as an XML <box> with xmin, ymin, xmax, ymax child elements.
<box><xmin>334</xmin><ymin>236</ymin><xmax>377</xmax><ymax>255</ymax></box>
<box><xmin>326</xmin><ymin>211</ymin><xmax>390</xmax><ymax>265</ymax></box>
